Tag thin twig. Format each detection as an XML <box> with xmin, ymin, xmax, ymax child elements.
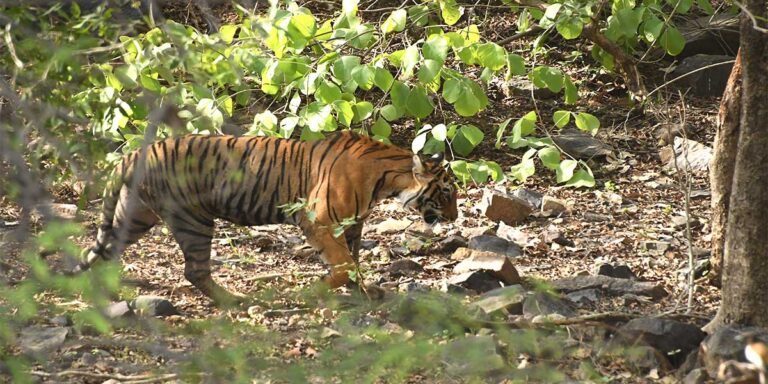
<box><xmin>30</xmin><ymin>370</ymin><xmax>178</xmax><ymax>382</ymax></box>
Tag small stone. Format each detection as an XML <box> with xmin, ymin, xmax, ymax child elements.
<box><xmin>51</xmin><ymin>203</ymin><xmax>79</xmax><ymax>220</ymax></box>
<box><xmin>104</xmin><ymin>301</ymin><xmax>133</xmax><ymax>319</ymax></box>
<box><xmin>399</xmin><ymin>282</ymin><xmax>429</xmax><ymax>293</ymax></box>
<box><xmin>617</xmin><ymin>317</ymin><xmax>706</xmax><ymax>366</ymax></box>
<box><xmin>597</xmin><ymin>264</ymin><xmax>636</xmax><ymax>280</ymax></box>
<box><xmin>660</xmin><ymin>137</ymin><xmax>713</xmax><ymax>173</ymax></box>
<box><xmin>448</xmin><ymin>271</ymin><xmax>503</xmax><ymax>294</ymax></box>
<box><xmin>438</xmin><ymin>235</ymin><xmax>468</xmax><ymax>253</ymax></box>
<box><xmin>683</xmin><ymin>368</ymin><xmax>709</xmax><ymax>384</ymax></box>
<box><xmin>453</xmin><ymin>250</ymin><xmax>522</xmax><ymax>285</ymax></box>
<box><xmin>583</xmin><ymin>212</ymin><xmax>612</xmax><ymax>222</ymax></box>
<box><xmin>496</xmin><ymin>222</ymin><xmax>529</xmax><ymax>245</ymax></box>
<box><xmin>552</xmin><ymin>129</ymin><xmax>614</xmax><ymax>161</ymax></box>
<box><xmin>360</xmin><ymin>239</ymin><xmax>378</xmax><ymax>250</ymax></box>
<box><xmin>641</xmin><ymin>241</ymin><xmax>671</xmax><ymax>255</ymax></box>
<box><xmin>551</xmin><ymin>275</ymin><xmax>667</xmax><ymax>299</ymax></box>
<box><xmin>374</xmin><ymin>218</ymin><xmax>412</xmax><ymax>234</ymax></box>
<box><xmin>442</xmin><ymin>335</ymin><xmax>505</xmax><ymax>375</ymax></box>
<box><xmin>50</xmin><ymin>315</ymin><xmax>72</xmax><ymax>327</ymax></box>
<box><xmin>405</xmin><ymin>237</ymin><xmax>426</xmax><ymax>252</ymax></box>
<box><xmin>19</xmin><ymin>326</ymin><xmax>69</xmax><ymax>356</ymax></box>
<box><xmin>130</xmin><ymin>296</ymin><xmax>179</xmax><ymax>317</ymax></box>
<box><xmin>468</xmin><ymin>235</ymin><xmax>522</xmax><ymax>257</ymax></box>
<box><xmin>565</xmin><ymin>289</ymin><xmax>601</xmax><ymax>305</ymax></box>
<box><xmin>542</xmin><ymin>228</ymin><xmax>574</xmax><ymax>247</ymax></box>
<box><xmin>541</xmin><ymin>196</ymin><xmax>569</xmax><ymax>216</ymax></box>
<box><xmin>387</xmin><ymin>259</ymin><xmax>423</xmax><ymax>276</ymax></box>
<box><xmin>319</xmin><ymin>327</ymin><xmax>341</xmax><ymax>339</ymax></box>
<box><xmin>441</xmin><ymin>282</ymin><xmax>474</xmax><ymax>296</ymax></box>
<box><xmin>480</xmin><ymin>189</ymin><xmax>535</xmax><ymax>225</ymax></box>
<box><xmin>473</xmin><ymin>285</ymin><xmax>526</xmax><ymax>315</ymax></box>
<box><xmin>523</xmin><ymin>292</ymin><xmax>577</xmax><ymax>319</ymax></box>
<box><xmin>320</xmin><ymin>308</ymin><xmax>333</xmax><ymax>320</ymax></box>
<box><xmin>390</xmin><ymin>246</ymin><xmax>409</xmax><ymax>257</ymax></box>
<box><xmin>511</xmin><ymin>188</ymin><xmax>544</xmax><ymax>209</ymax></box>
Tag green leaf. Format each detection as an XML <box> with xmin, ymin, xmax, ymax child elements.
<box><xmin>506</xmin><ymin>54</ymin><xmax>526</xmax><ymax>78</ymax></box>
<box><xmin>140</xmin><ymin>74</ymin><xmax>162</xmax><ymax>93</ymax></box>
<box><xmin>432</xmin><ymin>124</ymin><xmax>447</xmax><ymax>141</ymax></box>
<box><xmin>372</xmin><ymin>117</ymin><xmax>392</xmax><ymax>137</ymax></box>
<box><xmin>412</xmin><ymin>133</ymin><xmax>428</xmax><ymax>153</ymax></box>
<box><xmin>697</xmin><ymin>0</ymin><xmax>714</xmax><ymax>14</ymax></box>
<box><xmin>538</xmin><ymin>147</ymin><xmax>561</xmax><ymax>170</ymax></box>
<box><xmin>352</xmin><ymin>65</ymin><xmax>374</xmax><ymax>90</ymax></box>
<box><xmin>304</xmin><ymin>103</ymin><xmax>335</xmax><ymax>132</ymax></box>
<box><xmin>316</xmin><ymin>81</ymin><xmax>342</xmax><ymax>104</ymax></box>
<box><xmin>406</xmin><ymin>86</ymin><xmax>434</xmax><ymax>119</ymax></box>
<box><xmin>574</xmin><ymin>112</ymin><xmax>600</xmax><ymax>135</ymax></box>
<box><xmin>352</xmin><ymin>101</ymin><xmax>374</xmax><ymax>122</ymax></box>
<box><xmin>373</xmin><ymin>67</ymin><xmax>394</xmax><ymax>91</ymax></box>
<box><xmin>476</xmin><ymin>43</ymin><xmax>507</xmax><ymax>71</ymax></box>
<box><xmin>484</xmin><ymin>160</ymin><xmax>505</xmax><ymax>182</ymax></box>
<box><xmin>332</xmin><ymin>56</ymin><xmax>361</xmax><ymax>82</ymax></box>
<box><xmin>556</xmin><ymin>159</ymin><xmax>578</xmax><ymax>183</ymax></box>
<box><xmin>641</xmin><ymin>14</ymin><xmax>664</xmax><ymax>42</ymax></box>
<box><xmin>418</xmin><ymin>59</ymin><xmax>442</xmax><ymax>83</ymax></box>
<box><xmin>510</xmin><ymin>148</ymin><xmax>537</xmax><ymax>183</ymax></box>
<box><xmin>495</xmin><ymin>118</ymin><xmax>512</xmax><ymax>148</ymax></box>
<box><xmin>114</xmin><ymin>65</ymin><xmax>138</xmax><ymax>89</ymax></box>
<box><xmin>423</xmin><ymin>35</ymin><xmax>450</xmax><ymax>62</ymax></box>
<box><xmin>289</xmin><ymin>14</ymin><xmax>317</xmax><ymax>41</ymax></box>
<box><xmin>400</xmin><ymin>45</ymin><xmax>420</xmax><ymax>79</ymax></box>
<box><xmin>659</xmin><ymin>26</ymin><xmax>685</xmax><ymax>56</ymax></box>
<box><xmin>382</xmin><ymin>9</ymin><xmax>407</xmax><ymax>33</ymax></box>
<box><xmin>556</xmin><ymin>17</ymin><xmax>583</xmax><ymax>39</ymax></box>
<box><xmin>543</xmin><ymin>3</ymin><xmax>562</xmax><ymax>21</ymax></box>
<box><xmin>408</xmin><ymin>5</ymin><xmax>430</xmax><ymax>27</ymax></box>
<box><xmin>530</xmin><ymin>66</ymin><xmax>564</xmax><ymax>93</ymax></box>
<box><xmin>452</xmin><ymin>124</ymin><xmax>484</xmax><ymax>156</ymax></box>
<box><xmin>450</xmin><ymin>160</ymin><xmax>471</xmax><ymax>184</ymax></box>
<box><xmin>440</xmin><ymin>0</ymin><xmax>463</xmax><ymax>25</ymax></box>
<box><xmin>333</xmin><ymin>100</ymin><xmax>355</xmax><ymax>126</ymax></box>
<box><xmin>280</xmin><ymin>116</ymin><xmax>299</xmax><ymax>138</ymax></box>
<box><xmin>390</xmin><ymin>81</ymin><xmax>410</xmax><ymax>110</ymax></box>
<box><xmin>196</xmin><ymin>98</ymin><xmax>224</xmax><ymax>130</ymax></box>
<box><xmin>565</xmin><ymin>168</ymin><xmax>596</xmax><ymax>188</ymax></box>
<box><xmin>553</xmin><ymin>110</ymin><xmax>571</xmax><ymax>128</ymax></box>
<box><xmin>380</xmin><ymin>104</ymin><xmax>401</xmax><ymax>121</ymax></box>
<box><xmin>219</xmin><ymin>24</ymin><xmax>238</xmax><ymax>44</ymax></box>
<box><xmin>564</xmin><ymin>77</ymin><xmax>578</xmax><ymax>104</ymax></box>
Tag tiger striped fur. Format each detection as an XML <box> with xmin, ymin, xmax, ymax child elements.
<box><xmin>79</xmin><ymin>131</ymin><xmax>458</xmax><ymax>305</ymax></box>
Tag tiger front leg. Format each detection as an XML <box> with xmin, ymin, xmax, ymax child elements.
<box><xmin>303</xmin><ymin>224</ymin><xmax>384</xmax><ymax>300</ymax></box>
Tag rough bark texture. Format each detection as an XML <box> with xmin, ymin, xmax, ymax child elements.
<box><xmin>708</xmin><ymin>2</ymin><xmax>768</xmax><ymax>331</ymax></box>
<box><xmin>708</xmin><ymin>51</ymin><xmax>742</xmax><ymax>287</ymax></box>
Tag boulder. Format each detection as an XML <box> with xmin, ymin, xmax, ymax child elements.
<box><xmin>468</xmin><ymin>235</ymin><xmax>523</xmax><ymax>257</ymax></box>
<box><xmin>480</xmin><ymin>190</ymin><xmax>535</xmax><ymax>225</ymax></box>
<box><xmin>130</xmin><ymin>296</ymin><xmax>180</xmax><ymax>317</ymax></box>
<box><xmin>448</xmin><ymin>271</ymin><xmax>504</xmax><ymax>294</ymax></box>
<box><xmin>669</xmin><ymin>54</ymin><xmax>734</xmax><ymax>97</ymax></box>
<box><xmin>19</xmin><ymin>326</ymin><xmax>69</xmax><ymax>356</ymax></box>
<box><xmin>522</xmin><ymin>292</ymin><xmax>577</xmax><ymax>319</ymax></box>
<box><xmin>552</xmin><ymin>129</ymin><xmax>614</xmax><ymax>161</ymax></box>
<box><xmin>472</xmin><ymin>285</ymin><xmax>526</xmax><ymax>315</ymax></box>
<box><xmin>387</xmin><ymin>259</ymin><xmax>423</xmax><ymax>277</ymax></box>
<box><xmin>453</xmin><ymin>250</ymin><xmax>522</xmax><ymax>285</ymax></box>
<box><xmin>551</xmin><ymin>275</ymin><xmax>667</xmax><ymax>299</ymax></box>
<box><xmin>511</xmin><ymin>188</ymin><xmax>544</xmax><ymax>209</ymax></box>
<box><xmin>597</xmin><ymin>264</ymin><xmax>636</xmax><ymax>280</ymax></box>
<box><xmin>617</xmin><ymin>317</ymin><xmax>706</xmax><ymax>366</ymax></box>
<box><xmin>439</xmin><ymin>235</ymin><xmax>468</xmax><ymax>253</ymax></box>
<box><xmin>678</xmin><ymin>14</ymin><xmax>740</xmax><ymax>58</ymax></box>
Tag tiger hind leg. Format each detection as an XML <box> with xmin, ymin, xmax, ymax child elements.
<box><xmin>166</xmin><ymin>217</ymin><xmax>245</xmax><ymax>307</ymax></box>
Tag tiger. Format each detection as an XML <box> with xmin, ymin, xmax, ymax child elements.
<box><xmin>75</xmin><ymin>131</ymin><xmax>458</xmax><ymax>305</ymax></box>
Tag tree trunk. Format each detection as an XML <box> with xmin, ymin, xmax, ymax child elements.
<box><xmin>708</xmin><ymin>51</ymin><xmax>742</xmax><ymax>287</ymax></box>
<box><xmin>706</xmin><ymin>2</ymin><xmax>768</xmax><ymax>331</ymax></box>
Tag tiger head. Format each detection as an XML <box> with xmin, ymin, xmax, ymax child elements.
<box><xmin>402</xmin><ymin>152</ymin><xmax>459</xmax><ymax>224</ymax></box>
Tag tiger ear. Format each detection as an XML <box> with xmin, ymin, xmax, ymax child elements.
<box><xmin>412</xmin><ymin>155</ymin><xmax>433</xmax><ymax>180</ymax></box>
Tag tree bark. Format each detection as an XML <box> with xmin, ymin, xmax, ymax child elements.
<box><xmin>706</xmin><ymin>1</ymin><xmax>768</xmax><ymax>331</ymax></box>
<box><xmin>708</xmin><ymin>50</ymin><xmax>742</xmax><ymax>287</ymax></box>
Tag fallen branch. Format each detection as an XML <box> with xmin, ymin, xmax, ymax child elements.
<box><xmin>244</xmin><ymin>270</ymin><xmax>326</xmax><ymax>282</ymax></box>
<box><xmin>30</xmin><ymin>370</ymin><xmax>178</xmax><ymax>383</ymax></box>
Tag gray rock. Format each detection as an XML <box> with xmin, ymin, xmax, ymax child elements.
<box><xmin>105</xmin><ymin>301</ymin><xmax>133</xmax><ymax>318</ymax></box>
<box><xmin>683</xmin><ymin>368</ymin><xmax>709</xmax><ymax>384</ymax></box>
<box><xmin>453</xmin><ymin>249</ymin><xmax>522</xmax><ymax>286</ymax></box>
<box><xmin>374</xmin><ymin>218</ymin><xmax>412</xmax><ymax>234</ymax></box>
<box><xmin>617</xmin><ymin>317</ymin><xmax>706</xmax><ymax>366</ymax></box>
<box><xmin>541</xmin><ymin>196</ymin><xmax>569</xmax><ymax>216</ymax></box>
<box><xmin>502</xmin><ymin>77</ymin><xmax>557</xmax><ymax>99</ymax></box>
<box><xmin>597</xmin><ymin>264</ymin><xmax>636</xmax><ymax>280</ymax></box>
<box><xmin>552</xmin><ymin>129</ymin><xmax>613</xmax><ymax>161</ymax></box>
<box><xmin>543</xmin><ymin>229</ymin><xmax>574</xmax><ymax>247</ymax></box>
<box><xmin>448</xmin><ymin>271</ymin><xmax>503</xmax><ymax>294</ymax></box>
<box><xmin>473</xmin><ymin>285</ymin><xmax>526</xmax><ymax>315</ymax></box>
<box><xmin>480</xmin><ymin>190</ymin><xmax>535</xmax><ymax>225</ymax></box>
<box><xmin>130</xmin><ymin>296</ymin><xmax>180</xmax><ymax>317</ymax></box>
<box><xmin>660</xmin><ymin>137</ymin><xmax>713</xmax><ymax>173</ymax></box>
<box><xmin>523</xmin><ymin>292</ymin><xmax>577</xmax><ymax>319</ymax></box>
<box><xmin>442</xmin><ymin>335</ymin><xmax>506</xmax><ymax>376</ymax></box>
<box><xmin>678</xmin><ymin>257</ymin><xmax>711</xmax><ymax>281</ymax></box>
<box><xmin>679</xmin><ymin>14</ymin><xmax>739</xmax><ymax>58</ymax></box>
<box><xmin>496</xmin><ymin>222</ymin><xmax>529</xmax><ymax>245</ymax></box>
<box><xmin>641</xmin><ymin>240</ymin><xmax>671</xmax><ymax>255</ymax></box>
<box><xmin>565</xmin><ymin>289</ymin><xmax>601</xmax><ymax>305</ymax></box>
<box><xmin>583</xmin><ymin>212</ymin><xmax>612</xmax><ymax>222</ymax></box>
<box><xmin>669</xmin><ymin>54</ymin><xmax>734</xmax><ymax>97</ymax></box>
<box><xmin>19</xmin><ymin>326</ymin><xmax>69</xmax><ymax>356</ymax></box>
<box><xmin>50</xmin><ymin>315</ymin><xmax>72</xmax><ymax>327</ymax></box>
<box><xmin>360</xmin><ymin>239</ymin><xmax>378</xmax><ymax>250</ymax></box>
<box><xmin>398</xmin><ymin>282</ymin><xmax>430</xmax><ymax>293</ymax></box>
<box><xmin>468</xmin><ymin>235</ymin><xmax>522</xmax><ymax>257</ymax></box>
<box><xmin>511</xmin><ymin>188</ymin><xmax>544</xmax><ymax>209</ymax></box>
<box><xmin>701</xmin><ymin>325</ymin><xmax>766</xmax><ymax>377</ymax></box>
<box><xmin>387</xmin><ymin>259</ymin><xmax>423</xmax><ymax>277</ymax></box>
<box><xmin>439</xmin><ymin>235</ymin><xmax>468</xmax><ymax>253</ymax></box>
<box><xmin>442</xmin><ymin>282</ymin><xmax>474</xmax><ymax>296</ymax></box>
<box><xmin>551</xmin><ymin>275</ymin><xmax>667</xmax><ymax>299</ymax></box>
